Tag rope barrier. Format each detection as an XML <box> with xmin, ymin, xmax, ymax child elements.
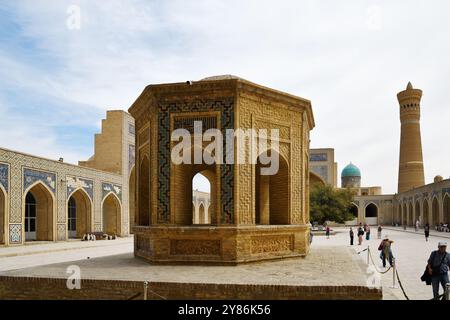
<box><xmin>395</xmin><ymin>268</ymin><xmax>410</xmax><ymax>300</ymax></box>
<box><xmin>357</xmin><ymin>248</ymin><xmax>368</xmax><ymax>255</ymax></box>
<box><xmin>359</xmin><ymin>245</ymin><xmax>449</xmax><ymax>301</ymax></box>
<box><xmin>127</xmin><ymin>292</ymin><xmax>142</xmax><ymax>300</ymax></box>
<box><xmin>367</xmin><ymin>248</ymin><xmax>392</xmax><ymax>274</ymax></box>
<box><xmin>361</xmin><ymin>246</ymin><xmax>411</xmax><ymax>300</ymax></box>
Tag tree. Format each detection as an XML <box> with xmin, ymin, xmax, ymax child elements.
<box><xmin>310</xmin><ymin>184</ymin><xmax>356</xmax><ymax>224</ymax></box>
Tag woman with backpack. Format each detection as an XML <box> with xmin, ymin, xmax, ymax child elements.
<box><xmin>378</xmin><ymin>236</ymin><xmax>394</xmax><ymax>268</ymax></box>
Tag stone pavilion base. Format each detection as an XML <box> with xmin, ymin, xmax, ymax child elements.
<box><xmin>0</xmin><ymin>246</ymin><xmax>382</xmax><ymax>300</ymax></box>
<box><xmin>133</xmin><ymin>225</ymin><xmax>310</xmax><ymax>265</ymax></box>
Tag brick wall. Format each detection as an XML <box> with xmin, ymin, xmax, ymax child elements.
<box><xmin>0</xmin><ymin>276</ymin><xmax>382</xmax><ymax>300</ymax></box>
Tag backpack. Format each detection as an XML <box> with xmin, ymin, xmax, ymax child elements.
<box><xmin>431</xmin><ymin>251</ymin><xmax>448</xmax><ymax>276</ymax></box>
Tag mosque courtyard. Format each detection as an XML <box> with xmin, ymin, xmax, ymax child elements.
<box><xmin>0</xmin><ymin>227</ymin><xmax>447</xmax><ymax>299</ymax></box>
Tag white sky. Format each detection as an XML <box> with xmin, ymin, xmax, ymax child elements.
<box><xmin>1</xmin><ymin>1</ymin><xmax>450</xmax><ymax>194</ymax></box>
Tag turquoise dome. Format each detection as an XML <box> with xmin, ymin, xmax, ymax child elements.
<box><xmin>341</xmin><ymin>163</ymin><xmax>361</xmax><ymax>178</ymax></box>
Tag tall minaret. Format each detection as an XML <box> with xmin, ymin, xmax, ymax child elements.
<box><xmin>397</xmin><ymin>82</ymin><xmax>425</xmax><ymax>193</ymax></box>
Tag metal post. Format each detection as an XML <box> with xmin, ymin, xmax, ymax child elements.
<box><xmin>143</xmin><ymin>281</ymin><xmax>148</xmax><ymax>300</ymax></box>
<box><xmin>390</xmin><ymin>258</ymin><xmax>398</xmax><ymax>289</ymax></box>
<box><xmin>445</xmin><ymin>283</ymin><xmax>450</xmax><ymax>301</ymax></box>
<box><xmin>367</xmin><ymin>246</ymin><xmax>370</xmax><ymax>265</ymax></box>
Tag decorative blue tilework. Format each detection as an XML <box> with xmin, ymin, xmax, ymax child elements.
<box><xmin>102</xmin><ymin>182</ymin><xmax>122</xmax><ymax>202</ymax></box>
<box><xmin>66</xmin><ymin>176</ymin><xmax>94</xmax><ymax>200</ymax></box>
<box><xmin>0</xmin><ymin>163</ymin><xmax>8</xmax><ymax>192</ymax></box>
<box><xmin>158</xmin><ymin>98</ymin><xmax>235</xmax><ymax>224</ymax></box>
<box><xmin>23</xmin><ymin>168</ymin><xmax>56</xmax><ymax>194</ymax></box>
<box><xmin>129</xmin><ymin>144</ymin><xmax>135</xmax><ymax>172</ymax></box>
<box><xmin>9</xmin><ymin>224</ymin><xmax>22</xmax><ymax>244</ymax></box>
<box><xmin>129</xmin><ymin>123</ymin><xmax>135</xmax><ymax>135</ymax></box>
<box><xmin>310</xmin><ymin>153</ymin><xmax>327</xmax><ymax>162</ymax></box>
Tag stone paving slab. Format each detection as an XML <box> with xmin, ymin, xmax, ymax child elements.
<box><xmin>0</xmin><ymin>246</ymin><xmax>372</xmax><ymax>288</ymax></box>
<box><xmin>0</xmin><ymin>240</ymin><xmax>133</xmax><ymax>272</ymax></box>
<box><xmin>0</xmin><ymin>237</ymin><xmax>133</xmax><ymax>258</ymax></box>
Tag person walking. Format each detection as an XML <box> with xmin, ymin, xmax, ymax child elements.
<box><xmin>378</xmin><ymin>236</ymin><xmax>394</xmax><ymax>268</ymax></box>
<box><xmin>349</xmin><ymin>227</ymin><xmax>354</xmax><ymax>245</ymax></box>
<box><xmin>415</xmin><ymin>220</ymin><xmax>420</xmax><ymax>232</ymax></box>
<box><xmin>425</xmin><ymin>224</ymin><xmax>430</xmax><ymax>242</ymax></box>
<box><xmin>366</xmin><ymin>225</ymin><xmax>371</xmax><ymax>241</ymax></box>
<box><xmin>377</xmin><ymin>225</ymin><xmax>382</xmax><ymax>239</ymax></box>
<box><xmin>427</xmin><ymin>242</ymin><xmax>450</xmax><ymax>300</ymax></box>
<box><xmin>325</xmin><ymin>226</ymin><xmax>330</xmax><ymax>239</ymax></box>
<box><xmin>357</xmin><ymin>226</ymin><xmax>364</xmax><ymax>245</ymax></box>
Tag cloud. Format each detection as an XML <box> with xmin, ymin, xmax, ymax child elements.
<box><xmin>1</xmin><ymin>0</ymin><xmax>450</xmax><ymax>192</ymax></box>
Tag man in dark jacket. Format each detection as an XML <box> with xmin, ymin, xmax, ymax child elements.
<box><xmin>427</xmin><ymin>241</ymin><xmax>450</xmax><ymax>300</ymax></box>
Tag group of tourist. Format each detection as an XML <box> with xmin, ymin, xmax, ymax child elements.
<box><xmin>349</xmin><ymin>224</ymin><xmax>395</xmax><ymax>268</ymax></box>
<box><xmin>436</xmin><ymin>223</ymin><xmax>450</xmax><ymax>232</ymax></box>
<box><xmin>316</xmin><ymin>221</ymin><xmax>450</xmax><ymax>299</ymax></box>
<box><xmin>349</xmin><ymin>223</ymin><xmax>384</xmax><ymax>246</ymax></box>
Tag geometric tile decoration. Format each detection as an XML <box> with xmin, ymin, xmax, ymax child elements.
<box><xmin>9</xmin><ymin>224</ymin><xmax>22</xmax><ymax>244</ymax></box>
<box><xmin>310</xmin><ymin>153</ymin><xmax>327</xmax><ymax>162</ymax></box>
<box><xmin>23</xmin><ymin>168</ymin><xmax>56</xmax><ymax>194</ymax></box>
<box><xmin>66</xmin><ymin>176</ymin><xmax>94</xmax><ymax>200</ymax></box>
<box><xmin>57</xmin><ymin>224</ymin><xmax>66</xmax><ymax>241</ymax></box>
<box><xmin>129</xmin><ymin>123</ymin><xmax>135</xmax><ymax>135</ymax></box>
<box><xmin>128</xmin><ymin>144</ymin><xmax>135</xmax><ymax>172</ymax></box>
<box><xmin>158</xmin><ymin>98</ymin><xmax>235</xmax><ymax>224</ymax></box>
<box><xmin>102</xmin><ymin>182</ymin><xmax>122</xmax><ymax>202</ymax></box>
<box><xmin>0</xmin><ymin>163</ymin><xmax>8</xmax><ymax>192</ymax></box>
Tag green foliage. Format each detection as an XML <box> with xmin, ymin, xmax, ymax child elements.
<box><xmin>310</xmin><ymin>184</ymin><xmax>356</xmax><ymax>224</ymax></box>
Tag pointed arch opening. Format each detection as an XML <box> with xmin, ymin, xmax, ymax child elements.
<box><xmin>129</xmin><ymin>166</ymin><xmax>136</xmax><ymax>233</ymax></box>
<box><xmin>24</xmin><ymin>183</ymin><xmax>54</xmax><ymax>241</ymax></box>
<box><xmin>255</xmin><ymin>149</ymin><xmax>289</xmax><ymax>225</ymax></box>
<box><xmin>346</xmin><ymin>203</ymin><xmax>359</xmax><ymax>225</ymax></box>
<box><xmin>67</xmin><ymin>189</ymin><xmax>92</xmax><ymax>239</ymax></box>
<box><xmin>401</xmin><ymin>203</ymin><xmax>407</xmax><ymax>226</ymax></box>
<box><xmin>365</xmin><ymin>203</ymin><xmax>378</xmax><ymax>225</ymax></box>
<box><xmin>396</xmin><ymin>203</ymin><xmax>401</xmax><ymax>225</ymax></box>
<box><xmin>423</xmin><ymin>199</ymin><xmax>430</xmax><ymax>225</ymax></box>
<box><xmin>432</xmin><ymin>197</ymin><xmax>440</xmax><ymax>227</ymax></box>
<box><xmin>0</xmin><ymin>187</ymin><xmax>5</xmax><ymax>244</ymax></box>
<box><xmin>102</xmin><ymin>193</ymin><xmax>121</xmax><ymax>236</ymax></box>
<box><xmin>444</xmin><ymin>194</ymin><xmax>450</xmax><ymax>225</ymax></box>
<box><xmin>172</xmin><ymin>145</ymin><xmax>218</xmax><ymax>226</ymax></box>
<box><xmin>408</xmin><ymin>202</ymin><xmax>414</xmax><ymax>227</ymax></box>
<box><xmin>415</xmin><ymin>200</ymin><xmax>421</xmax><ymax>226</ymax></box>
<box><xmin>138</xmin><ymin>156</ymin><xmax>149</xmax><ymax>226</ymax></box>
<box><xmin>199</xmin><ymin>203</ymin><xmax>206</xmax><ymax>224</ymax></box>
<box><xmin>349</xmin><ymin>203</ymin><xmax>359</xmax><ymax>218</ymax></box>
<box><xmin>192</xmin><ymin>172</ymin><xmax>211</xmax><ymax>225</ymax></box>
